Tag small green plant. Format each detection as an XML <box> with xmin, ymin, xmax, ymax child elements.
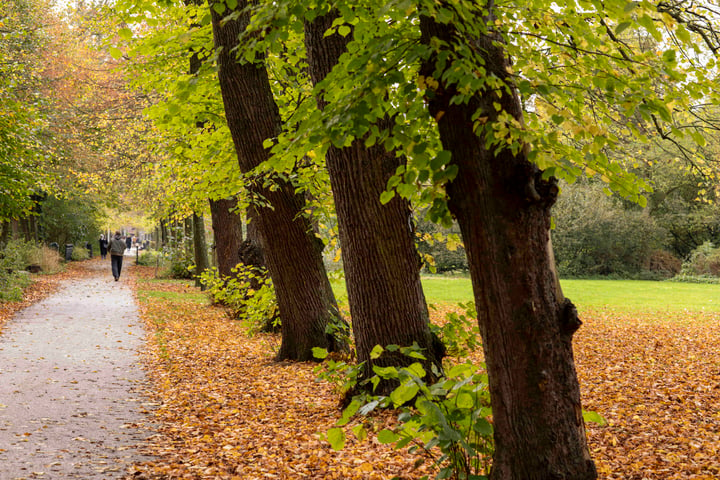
<box><xmin>316</xmin><ymin>344</ymin><xmax>494</xmax><ymax>480</ymax></box>
<box><xmin>314</xmin><ymin>305</ymin><xmax>606</xmax><ymax>480</ymax></box>
<box><xmin>199</xmin><ymin>264</ymin><xmax>279</xmax><ymax>334</ymax></box>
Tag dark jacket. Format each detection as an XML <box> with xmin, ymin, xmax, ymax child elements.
<box><xmin>109</xmin><ymin>236</ymin><xmax>126</xmax><ymax>256</ymax></box>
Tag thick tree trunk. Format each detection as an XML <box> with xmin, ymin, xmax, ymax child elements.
<box><xmin>192</xmin><ymin>212</ymin><xmax>210</xmax><ymax>290</ymax></box>
<box><xmin>209</xmin><ymin>197</ymin><xmax>243</xmax><ymax>278</ymax></box>
<box><xmin>210</xmin><ymin>1</ymin><xmax>344</xmax><ymax>360</ymax></box>
<box><xmin>419</xmin><ymin>14</ymin><xmax>596</xmax><ymax>480</ymax></box>
<box><xmin>304</xmin><ymin>12</ymin><xmax>443</xmax><ymax>391</ymax></box>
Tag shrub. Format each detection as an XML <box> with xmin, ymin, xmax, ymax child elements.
<box><xmin>70</xmin><ymin>245</ymin><xmax>90</xmax><ymax>261</ymax></box>
<box><xmin>316</xmin><ymin>345</ymin><xmax>494</xmax><ymax>479</ymax></box>
<box><xmin>160</xmin><ymin>258</ymin><xmax>194</xmax><ymax>279</ymax></box>
<box><xmin>680</xmin><ymin>241</ymin><xmax>720</xmax><ymax>277</ymax></box>
<box><xmin>667</xmin><ymin>274</ymin><xmax>720</xmax><ymax>284</ymax></box>
<box><xmin>137</xmin><ymin>250</ymin><xmax>160</xmax><ymax>267</ymax></box>
<box><xmin>553</xmin><ymin>181</ymin><xmax>668</xmax><ymax>278</ymax></box>
<box><xmin>645</xmin><ymin>249</ymin><xmax>682</xmax><ymax>279</ymax></box>
<box><xmin>199</xmin><ymin>264</ymin><xmax>279</xmax><ymax>334</ymax></box>
<box><xmin>315</xmin><ymin>306</ymin><xmax>493</xmax><ymax>479</ymax></box>
<box><xmin>28</xmin><ymin>245</ymin><xmax>62</xmax><ymax>273</ymax></box>
<box><xmin>0</xmin><ymin>240</ymin><xmax>34</xmax><ymax>302</ymax></box>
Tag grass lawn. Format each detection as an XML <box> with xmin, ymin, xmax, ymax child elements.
<box><xmin>333</xmin><ymin>276</ymin><xmax>720</xmax><ymax>313</ymax></box>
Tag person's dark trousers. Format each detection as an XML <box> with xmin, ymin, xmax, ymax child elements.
<box><xmin>111</xmin><ymin>254</ymin><xmax>123</xmax><ymax>280</ymax></box>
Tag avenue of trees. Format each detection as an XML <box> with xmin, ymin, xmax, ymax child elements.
<box><xmin>3</xmin><ymin>0</ymin><xmax>720</xmax><ymax>477</ymax></box>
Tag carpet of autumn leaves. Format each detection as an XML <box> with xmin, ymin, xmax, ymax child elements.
<box><xmin>576</xmin><ymin>308</ymin><xmax>720</xmax><ymax>480</ymax></box>
<box><xmin>123</xmin><ymin>265</ymin><xmax>720</xmax><ymax>480</ymax></box>
<box><xmin>126</xmin><ymin>265</ymin><xmax>427</xmax><ymax>480</ymax></box>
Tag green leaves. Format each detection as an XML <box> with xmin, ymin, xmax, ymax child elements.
<box><xmin>582</xmin><ymin>409</ymin><xmax>608</xmax><ymax>426</ymax></box>
<box><xmin>317</xmin><ymin>336</ymin><xmax>494</xmax><ymax>478</ymax></box>
<box><xmin>326</xmin><ymin>427</ymin><xmax>345</xmax><ymax>450</ymax></box>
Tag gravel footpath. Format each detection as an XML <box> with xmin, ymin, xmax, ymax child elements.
<box><xmin>0</xmin><ymin>260</ymin><xmax>155</xmax><ymax>479</ymax></box>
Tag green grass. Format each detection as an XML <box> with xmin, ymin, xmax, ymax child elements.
<box><xmin>136</xmin><ymin>278</ymin><xmax>210</xmax><ymax>304</ymax></box>
<box><xmin>137</xmin><ymin>289</ymin><xmax>209</xmax><ymax>304</ymax></box>
<box><xmin>561</xmin><ymin>279</ymin><xmax>720</xmax><ymax>313</ymax></box>
<box><xmin>333</xmin><ymin>276</ymin><xmax>720</xmax><ymax>313</ymax></box>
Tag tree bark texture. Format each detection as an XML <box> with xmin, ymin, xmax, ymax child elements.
<box><xmin>419</xmin><ymin>13</ymin><xmax>597</xmax><ymax>480</ymax></box>
<box><xmin>304</xmin><ymin>12</ymin><xmax>443</xmax><ymax>390</ymax></box>
<box><xmin>209</xmin><ymin>197</ymin><xmax>243</xmax><ymax>278</ymax></box>
<box><xmin>192</xmin><ymin>213</ymin><xmax>210</xmax><ymax>290</ymax></box>
<box><xmin>210</xmin><ymin>1</ymin><xmax>344</xmax><ymax>360</ymax></box>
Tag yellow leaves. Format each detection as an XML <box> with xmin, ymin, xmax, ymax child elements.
<box><xmin>576</xmin><ymin>308</ymin><xmax>720</xmax><ymax>479</ymax></box>
<box><xmin>417</xmin><ymin>75</ymin><xmax>439</xmax><ymax>91</ymax></box>
<box><xmin>129</xmin><ymin>265</ymin><xmax>431</xmax><ymax>479</ymax></box>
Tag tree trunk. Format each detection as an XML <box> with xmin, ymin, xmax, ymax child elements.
<box><xmin>160</xmin><ymin>220</ymin><xmax>168</xmax><ymax>248</ymax></box>
<box><xmin>209</xmin><ymin>197</ymin><xmax>243</xmax><ymax>278</ymax></box>
<box><xmin>419</xmin><ymin>13</ymin><xmax>596</xmax><ymax>480</ymax></box>
<box><xmin>184</xmin><ymin>216</ymin><xmax>193</xmax><ymax>261</ymax></box>
<box><xmin>1</xmin><ymin>221</ymin><xmax>10</xmax><ymax>246</ymax></box>
<box><xmin>210</xmin><ymin>1</ymin><xmax>345</xmax><ymax>360</ymax></box>
<box><xmin>304</xmin><ymin>12</ymin><xmax>443</xmax><ymax>392</ymax></box>
<box><xmin>192</xmin><ymin>212</ymin><xmax>210</xmax><ymax>289</ymax></box>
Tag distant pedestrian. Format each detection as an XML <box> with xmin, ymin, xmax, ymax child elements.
<box><xmin>108</xmin><ymin>231</ymin><xmax>126</xmax><ymax>281</ymax></box>
<box><xmin>99</xmin><ymin>234</ymin><xmax>108</xmax><ymax>259</ymax></box>
<box><xmin>125</xmin><ymin>235</ymin><xmax>132</xmax><ymax>252</ymax></box>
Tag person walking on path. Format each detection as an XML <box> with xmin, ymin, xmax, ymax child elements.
<box><xmin>109</xmin><ymin>231</ymin><xmax>126</xmax><ymax>281</ymax></box>
<box><xmin>125</xmin><ymin>234</ymin><xmax>132</xmax><ymax>252</ymax></box>
<box><xmin>99</xmin><ymin>234</ymin><xmax>108</xmax><ymax>259</ymax></box>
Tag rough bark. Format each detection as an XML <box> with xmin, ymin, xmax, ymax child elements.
<box><xmin>209</xmin><ymin>197</ymin><xmax>243</xmax><ymax>278</ymax></box>
<box><xmin>192</xmin><ymin>213</ymin><xmax>210</xmax><ymax>290</ymax></box>
<box><xmin>419</xmin><ymin>13</ymin><xmax>597</xmax><ymax>480</ymax></box>
<box><xmin>304</xmin><ymin>12</ymin><xmax>443</xmax><ymax>392</ymax></box>
<box><xmin>210</xmin><ymin>1</ymin><xmax>344</xmax><ymax>360</ymax></box>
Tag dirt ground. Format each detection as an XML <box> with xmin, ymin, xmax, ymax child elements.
<box><xmin>0</xmin><ymin>260</ymin><xmax>155</xmax><ymax>479</ymax></box>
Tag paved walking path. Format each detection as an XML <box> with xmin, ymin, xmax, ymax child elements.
<box><xmin>0</xmin><ymin>261</ymin><xmax>154</xmax><ymax>479</ymax></box>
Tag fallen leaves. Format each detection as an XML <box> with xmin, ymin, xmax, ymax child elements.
<box><xmin>127</xmin><ymin>266</ymin><xmax>426</xmax><ymax>479</ymax></box>
<box><xmin>123</xmin><ymin>267</ymin><xmax>720</xmax><ymax>479</ymax></box>
<box><xmin>575</xmin><ymin>308</ymin><xmax>720</xmax><ymax>479</ymax></box>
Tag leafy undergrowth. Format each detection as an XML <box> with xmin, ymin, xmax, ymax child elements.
<box><xmin>0</xmin><ymin>259</ymin><xmax>90</xmax><ymax>333</ymax></box>
<box><xmin>127</xmin><ymin>267</ymin><xmax>720</xmax><ymax>479</ymax></box>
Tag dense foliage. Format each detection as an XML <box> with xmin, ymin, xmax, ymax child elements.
<box><xmin>38</xmin><ymin>195</ymin><xmax>105</xmax><ymax>248</ymax></box>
